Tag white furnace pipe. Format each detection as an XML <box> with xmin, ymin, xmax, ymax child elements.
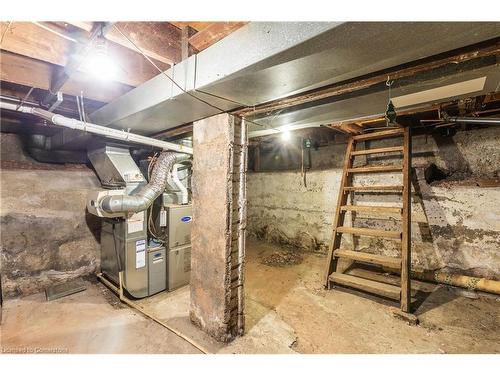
<box><xmin>0</xmin><ymin>101</ymin><xmax>193</xmax><ymax>155</ymax></box>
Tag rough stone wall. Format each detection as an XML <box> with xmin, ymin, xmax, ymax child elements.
<box><xmin>0</xmin><ymin>133</ymin><xmax>101</xmax><ymax>298</ymax></box>
<box><xmin>247</xmin><ymin>127</ymin><xmax>500</xmax><ymax>280</ymax></box>
<box><xmin>190</xmin><ymin>114</ymin><xmax>244</xmax><ymax>342</ymax></box>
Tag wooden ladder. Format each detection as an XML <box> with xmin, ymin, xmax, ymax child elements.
<box><xmin>324</xmin><ymin>127</ymin><xmax>412</xmax><ymax>312</ymax></box>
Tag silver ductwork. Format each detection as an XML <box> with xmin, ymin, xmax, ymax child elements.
<box><xmin>99</xmin><ymin>152</ymin><xmax>189</xmax><ymax>214</ymax></box>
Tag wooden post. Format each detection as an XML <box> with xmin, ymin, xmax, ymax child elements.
<box><xmin>324</xmin><ymin>138</ymin><xmax>355</xmax><ymax>287</ymax></box>
<box><xmin>401</xmin><ymin>126</ymin><xmax>412</xmax><ymax>312</ymax></box>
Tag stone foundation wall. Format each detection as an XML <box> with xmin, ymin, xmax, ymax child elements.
<box><xmin>0</xmin><ymin>133</ymin><xmax>101</xmax><ymax>298</ymax></box>
<box><xmin>247</xmin><ymin>127</ymin><xmax>500</xmax><ymax>280</ymax></box>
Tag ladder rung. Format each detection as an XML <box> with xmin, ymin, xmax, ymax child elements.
<box><xmin>340</xmin><ymin>205</ymin><xmax>402</xmax><ymax>215</ymax></box>
<box><xmin>347</xmin><ymin>165</ymin><xmax>402</xmax><ymax>173</ymax></box>
<box><xmin>336</xmin><ymin>226</ymin><xmax>402</xmax><ymax>239</ymax></box>
<box><xmin>333</xmin><ymin>249</ymin><xmax>402</xmax><ymax>269</ymax></box>
<box><xmin>344</xmin><ymin>185</ymin><xmax>403</xmax><ymax>192</ymax></box>
<box><xmin>351</xmin><ymin>146</ymin><xmax>404</xmax><ymax>156</ymax></box>
<box><xmin>352</xmin><ymin>128</ymin><xmax>404</xmax><ymax>141</ymax></box>
<box><xmin>328</xmin><ymin>272</ymin><xmax>401</xmax><ymax>300</ymax></box>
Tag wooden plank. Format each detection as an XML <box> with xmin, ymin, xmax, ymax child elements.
<box><xmin>329</xmin><ymin>272</ymin><xmax>401</xmax><ymax>300</ymax></box>
<box><xmin>334</xmin><ymin>249</ymin><xmax>402</xmax><ymax>269</ymax></box>
<box><xmin>336</xmin><ymin>226</ymin><xmax>402</xmax><ymax>239</ymax></box>
<box><xmin>0</xmin><ymin>51</ymin><xmax>132</xmax><ymax>103</ymax></box>
<box><xmin>108</xmin><ymin>22</ymin><xmax>181</xmax><ymax>65</ymax></box>
<box><xmin>347</xmin><ymin>165</ymin><xmax>402</xmax><ymax>173</ymax></box>
<box><xmin>344</xmin><ymin>185</ymin><xmax>403</xmax><ymax>192</ymax></box>
<box><xmin>324</xmin><ymin>137</ymin><xmax>355</xmax><ymax>287</ymax></box>
<box><xmin>401</xmin><ymin>126</ymin><xmax>412</xmax><ymax>313</ymax></box>
<box><xmin>346</xmin><ymin>268</ymin><xmax>431</xmax><ymax>294</ymax></box>
<box><xmin>351</xmin><ymin>146</ymin><xmax>404</xmax><ymax>156</ymax></box>
<box><xmin>352</xmin><ymin>129</ymin><xmax>404</xmax><ymax>141</ymax></box>
<box><xmin>330</xmin><ymin>123</ymin><xmax>363</xmax><ymax>135</ymax></box>
<box><xmin>189</xmin><ymin>22</ymin><xmax>247</xmax><ymax>52</ymax></box>
<box><xmin>1</xmin><ymin>22</ymin><xmax>69</xmax><ymax>66</ymax></box>
<box><xmin>1</xmin><ymin>22</ymin><xmax>170</xmax><ymax>87</ymax></box>
<box><xmin>169</xmin><ymin>22</ymin><xmax>215</xmax><ymax>32</ymax></box>
<box><xmin>340</xmin><ymin>205</ymin><xmax>402</xmax><ymax>215</ymax></box>
<box><xmin>67</xmin><ymin>21</ymin><xmax>181</xmax><ymax>65</ymax></box>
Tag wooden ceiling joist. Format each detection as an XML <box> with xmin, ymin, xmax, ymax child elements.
<box><xmin>0</xmin><ymin>22</ymin><xmax>171</xmax><ymax>88</ymax></box>
<box><xmin>64</xmin><ymin>21</ymin><xmax>181</xmax><ymax>66</ymax></box>
<box><xmin>170</xmin><ymin>22</ymin><xmax>215</xmax><ymax>32</ymax></box>
<box><xmin>188</xmin><ymin>22</ymin><xmax>247</xmax><ymax>52</ymax></box>
<box><xmin>0</xmin><ymin>50</ymin><xmax>132</xmax><ymax>103</ymax></box>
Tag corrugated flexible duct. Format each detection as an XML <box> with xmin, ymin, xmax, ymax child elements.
<box><xmin>100</xmin><ymin>151</ymin><xmax>190</xmax><ymax>214</ymax></box>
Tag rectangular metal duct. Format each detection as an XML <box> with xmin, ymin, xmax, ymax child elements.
<box><xmin>91</xmin><ymin>22</ymin><xmax>500</xmax><ymax>135</ymax></box>
<box><xmin>248</xmin><ymin>64</ymin><xmax>500</xmax><ymax>137</ymax></box>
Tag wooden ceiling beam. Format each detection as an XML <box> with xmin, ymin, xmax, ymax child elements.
<box><xmin>1</xmin><ymin>22</ymin><xmax>170</xmax><ymax>88</ymax></box>
<box><xmin>170</xmin><ymin>22</ymin><xmax>215</xmax><ymax>32</ymax></box>
<box><xmin>65</xmin><ymin>21</ymin><xmax>181</xmax><ymax>65</ymax></box>
<box><xmin>188</xmin><ymin>22</ymin><xmax>248</xmax><ymax>52</ymax></box>
<box><xmin>0</xmin><ymin>51</ymin><xmax>132</xmax><ymax>104</ymax></box>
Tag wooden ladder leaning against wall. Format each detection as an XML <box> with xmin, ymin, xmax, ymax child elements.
<box><xmin>324</xmin><ymin>127</ymin><xmax>412</xmax><ymax>313</ymax></box>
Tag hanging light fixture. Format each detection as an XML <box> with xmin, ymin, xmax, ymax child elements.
<box><xmin>280</xmin><ymin>124</ymin><xmax>292</xmax><ymax>142</ymax></box>
<box><xmin>82</xmin><ymin>25</ymin><xmax>117</xmax><ymax>81</ymax></box>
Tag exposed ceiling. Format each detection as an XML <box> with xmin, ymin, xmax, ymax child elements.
<box><xmin>0</xmin><ymin>21</ymin><xmax>247</xmax><ymax>104</ymax></box>
<box><xmin>88</xmin><ymin>22</ymin><xmax>500</xmax><ymax>137</ymax></box>
<box><xmin>0</xmin><ymin>21</ymin><xmax>499</xmax><ymax>144</ymax></box>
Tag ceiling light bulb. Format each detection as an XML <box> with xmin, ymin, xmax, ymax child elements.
<box><xmin>82</xmin><ymin>38</ymin><xmax>117</xmax><ymax>81</ymax></box>
<box><xmin>280</xmin><ymin>125</ymin><xmax>292</xmax><ymax>142</ymax></box>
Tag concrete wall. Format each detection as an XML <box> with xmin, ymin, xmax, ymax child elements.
<box><xmin>0</xmin><ymin>133</ymin><xmax>101</xmax><ymax>298</ymax></box>
<box><xmin>247</xmin><ymin>127</ymin><xmax>500</xmax><ymax>280</ymax></box>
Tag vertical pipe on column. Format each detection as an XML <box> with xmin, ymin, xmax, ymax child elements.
<box><xmin>236</xmin><ymin>117</ymin><xmax>248</xmax><ymax>334</ymax></box>
<box><xmin>401</xmin><ymin>126</ymin><xmax>412</xmax><ymax>312</ymax></box>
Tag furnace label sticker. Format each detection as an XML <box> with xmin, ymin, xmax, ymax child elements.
<box><xmin>128</xmin><ymin>211</ymin><xmax>144</xmax><ymax>234</ymax></box>
<box><xmin>135</xmin><ymin>239</ymin><xmax>146</xmax><ymax>269</ymax></box>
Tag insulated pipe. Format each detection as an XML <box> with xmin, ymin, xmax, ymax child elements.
<box><xmin>0</xmin><ymin>101</ymin><xmax>193</xmax><ymax>154</ymax></box>
<box><xmin>171</xmin><ymin>163</ymin><xmax>189</xmax><ymax>205</ymax></box>
<box><xmin>381</xmin><ymin>266</ymin><xmax>500</xmax><ymax>296</ymax></box>
<box><xmin>100</xmin><ymin>151</ymin><xmax>189</xmax><ymax>214</ymax></box>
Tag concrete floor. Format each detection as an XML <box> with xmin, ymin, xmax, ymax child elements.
<box><xmin>2</xmin><ymin>238</ymin><xmax>499</xmax><ymax>354</ymax></box>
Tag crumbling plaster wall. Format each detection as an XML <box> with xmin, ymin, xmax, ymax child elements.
<box><xmin>247</xmin><ymin>127</ymin><xmax>500</xmax><ymax>279</ymax></box>
<box><xmin>0</xmin><ymin>133</ymin><xmax>101</xmax><ymax>298</ymax></box>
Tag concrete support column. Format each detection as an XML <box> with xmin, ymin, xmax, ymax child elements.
<box><xmin>190</xmin><ymin>113</ymin><xmax>246</xmax><ymax>342</ymax></box>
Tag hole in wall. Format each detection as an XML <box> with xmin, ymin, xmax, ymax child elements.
<box><xmin>424</xmin><ymin>163</ymin><xmax>448</xmax><ymax>184</ymax></box>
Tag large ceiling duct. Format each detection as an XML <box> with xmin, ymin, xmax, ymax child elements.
<box><xmin>249</xmin><ymin>63</ymin><xmax>500</xmax><ymax>137</ymax></box>
<box><xmin>90</xmin><ymin>22</ymin><xmax>500</xmax><ymax>135</ymax></box>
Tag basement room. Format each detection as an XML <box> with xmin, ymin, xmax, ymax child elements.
<box><xmin>1</xmin><ymin>2</ymin><xmax>499</xmax><ymax>368</ymax></box>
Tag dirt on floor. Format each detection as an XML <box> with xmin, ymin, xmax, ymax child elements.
<box><xmin>1</xmin><ymin>238</ymin><xmax>499</xmax><ymax>354</ymax></box>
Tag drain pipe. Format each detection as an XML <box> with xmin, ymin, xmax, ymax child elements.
<box><xmin>171</xmin><ymin>163</ymin><xmax>189</xmax><ymax>205</ymax></box>
<box><xmin>236</xmin><ymin>118</ymin><xmax>248</xmax><ymax>335</ymax></box>
<box><xmin>381</xmin><ymin>266</ymin><xmax>500</xmax><ymax>296</ymax></box>
<box><xmin>0</xmin><ymin>101</ymin><xmax>192</xmax><ymax>154</ymax></box>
